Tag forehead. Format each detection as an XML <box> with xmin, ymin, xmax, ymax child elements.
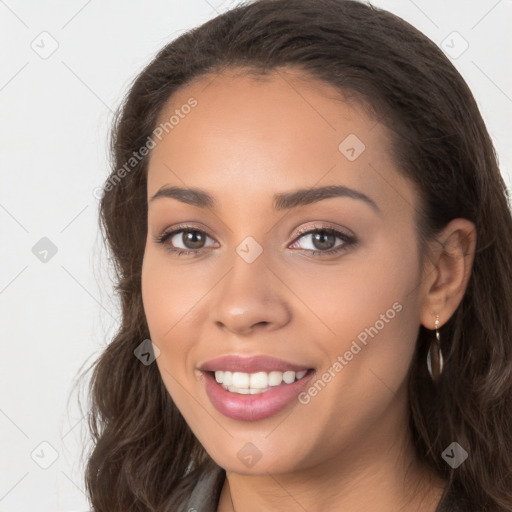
<box><xmin>153</xmin><ymin>67</ymin><xmax>376</xmax><ymax>149</ymax></box>
<box><xmin>146</xmin><ymin>68</ymin><xmax>414</xmax><ymax>216</ymax></box>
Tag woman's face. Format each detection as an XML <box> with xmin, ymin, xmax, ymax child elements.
<box><xmin>142</xmin><ymin>68</ymin><xmax>429</xmax><ymax>475</ymax></box>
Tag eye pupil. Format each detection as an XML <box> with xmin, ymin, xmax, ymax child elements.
<box><xmin>183</xmin><ymin>231</ymin><xmax>205</xmax><ymax>249</ymax></box>
<box><xmin>312</xmin><ymin>231</ymin><xmax>336</xmax><ymax>250</ymax></box>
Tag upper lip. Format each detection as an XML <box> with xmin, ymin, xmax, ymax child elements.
<box><xmin>199</xmin><ymin>355</ymin><xmax>312</xmax><ymax>373</ymax></box>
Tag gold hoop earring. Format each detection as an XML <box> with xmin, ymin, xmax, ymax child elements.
<box><xmin>427</xmin><ymin>314</ymin><xmax>444</xmax><ymax>382</ymax></box>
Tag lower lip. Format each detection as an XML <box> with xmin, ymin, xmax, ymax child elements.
<box><xmin>201</xmin><ymin>370</ymin><xmax>314</xmax><ymax>421</ymax></box>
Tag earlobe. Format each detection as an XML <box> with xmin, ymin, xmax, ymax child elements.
<box><xmin>420</xmin><ymin>218</ymin><xmax>477</xmax><ymax>329</ymax></box>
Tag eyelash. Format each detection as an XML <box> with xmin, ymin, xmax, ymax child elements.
<box><xmin>154</xmin><ymin>223</ymin><xmax>357</xmax><ymax>258</ymax></box>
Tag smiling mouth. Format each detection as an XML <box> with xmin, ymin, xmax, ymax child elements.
<box><xmin>200</xmin><ymin>355</ymin><xmax>316</xmax><ymax>421</ymax></box>
<box><xmin>199</xmin><ymin>355</ymin><xmax>316</xmax><ymax>419</ymax></box>
<box><xmin>207</xmin><ymin>369</ymin><xmax>314</xmax><ymax>394</ymax></box>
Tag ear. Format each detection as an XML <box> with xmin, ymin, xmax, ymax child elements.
<box><xmin>419</xmin><ymin>218</ymin><xmax>477</xmax><ymax>329</ymax></box>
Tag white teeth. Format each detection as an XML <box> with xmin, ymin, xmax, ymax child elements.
<box><xmin>296</xmin><ymin>370</ymin><xmax>307</xmax><ymax>379</ymax></box>
<box><xmin>232</xmin><ymin>372</ymin><xmax>249</xmax><ymax>388</ymax></box>
<box><xmin>283</xmin><ymin>371</ymin><xmax>295</xmax><ymax>384</ymax></box>
<box><xmin>268</xmin><ymin>371</ymin><xmax>283</xmax><ymax>386</ymax></box>
<box><xmin>249</xmin><ymin>371</ymin><xmax>268</xmax><ymax>389</ymax></box>
<box><xmin>228</xmin><ymin>385</ymin><xmax>250</xmax><ymax>394</ymax></box>
<box><xmin>223</xmin><ymin>371</ymin><xmax>233</xmax><ymax>386</ymax></box>
<box><xmin>213</xmin><ymin>369</ymin><xmax>309</xmax><ymax>394</ymax></box>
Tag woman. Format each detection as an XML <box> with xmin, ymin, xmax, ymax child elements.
<box><xmin>85</xmin><ymin>0</ymin><xmax>512</xmax><ymax>510</ymax></box>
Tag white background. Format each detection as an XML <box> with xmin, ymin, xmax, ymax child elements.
<box><xmin>1</xmin><ymin>1</ymin><xmax>511</xmax><ymax>510</ymax></box>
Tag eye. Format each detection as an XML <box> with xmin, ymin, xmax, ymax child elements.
<box><xmin>154</xmin><ymin>223</ymin><xmax>357</xmax><ymax>257</ymax></box>
<box><xmin>154</xmin><ymin>225</ymin><xmax>217</xmax><ymax>256</ymax></box>
<box><xmin>289</xmin><ymin>224</ymin><xmax>357</xmax><ymax>256</ymax></box>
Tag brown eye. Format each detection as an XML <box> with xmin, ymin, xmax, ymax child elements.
<box><xmin>309</xmin><ymin>231</ymin><xmax>337</xmax><ymax>251</ymax></box>
<box><xmin>175</xmin><ymin>230</ymin><xmax>207</xmax><ymax>250</ymax></box>
<box><xmin>289</xmin><ymin>226</ymin><xmax>357</xmax><ymax>256</ymax></box>
<box><xmin>155</xmin><ymin>226</ymin><xmax>217</xmax><ymax>255</ymax></box>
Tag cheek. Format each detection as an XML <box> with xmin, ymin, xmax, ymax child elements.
<box><xmin>141</xmin><ymin>251</ymin><xmax>193</xmax><ymax>383</ymax></box>
<box><xmin>287</xmin><ymin>233</ymin><xmax>419</xmax><ymax>347</ymax></box>
<box><xmin>141</xmin><ymin>249</ymin><xmax>211</xmax><ymax>340</ymax></box>
<box><xmin>141</xmin><ymin>254</ymin><xmax>198</xmax><ymax>415</ymax></box>
<box><xmin>297</xmin><ymin>236</ymin><xmax>421</xmax><ymax>406</ymax></box>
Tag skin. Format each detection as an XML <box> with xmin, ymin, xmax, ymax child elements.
<box><xmin>141</xmin><ymin>67</ymin><xmax>476</xmax><ymax>511</ymax></box>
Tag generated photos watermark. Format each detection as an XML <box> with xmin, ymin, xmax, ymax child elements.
<box><xmin>298</xmin><ymin>301</ymin><xmax>403</xmax><ymax>404</ymax></box>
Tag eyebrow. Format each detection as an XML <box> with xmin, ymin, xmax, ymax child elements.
<box><xmin>149</xmin><ymin>184</ymin><xmax>379</xmax><ymax>212</ymax></box>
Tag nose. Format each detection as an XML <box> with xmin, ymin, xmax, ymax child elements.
<box><xmin>211</xmin><ymin>254</ymin><xmax>292</xmax><ymax>337</ymax></box>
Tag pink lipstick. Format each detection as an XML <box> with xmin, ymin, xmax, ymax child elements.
<box><xmin>199</xmin><ymin>355</ymin><xmax>315</xmax><ymax>421</ymax></box>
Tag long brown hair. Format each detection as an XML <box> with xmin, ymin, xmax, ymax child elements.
<box><xmin>83</xmin><ymin>0</ymin><xmax>512</xmax><ymax>510</ymax></box>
